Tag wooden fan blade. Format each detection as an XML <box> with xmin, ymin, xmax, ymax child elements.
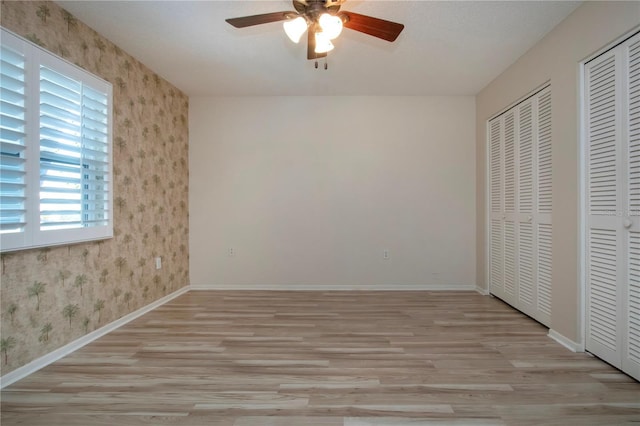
<box><xmin>307</xmin><ymin>29</ymin><xmax>327</xmax><ymax>60</ymax></box>
<box><xmin>226</xmin><ymin>11</ymin><xmax>292</xmax><ymax>28</ymax></box>
<box><xmin>341</xmin><ymin>11</ymin><xmax>404</xmax><ymax>42</ymax></box>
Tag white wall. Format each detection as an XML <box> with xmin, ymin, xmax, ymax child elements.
<box><xmin>476</xmin><ymin>2</ymin><xmax>640</xmax><ymax>343</ymax></box>
<box><xmin>190</xmin><ymin>96</ymin><xmax>476</xmax><ymax>289</ymax></box>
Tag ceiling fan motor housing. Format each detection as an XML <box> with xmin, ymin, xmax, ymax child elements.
<box><xmin>294</xmin><ymin>0</ymin><xmax>342</xmax><ymax>17</ymax></box>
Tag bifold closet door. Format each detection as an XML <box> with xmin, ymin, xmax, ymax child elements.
<box><xmin>488</xmin><ymin>86</ymin><xmax>552</xmax><ymax>327</ymax></box>
<box><xmin>517</xmin><ymin>89</ymin><xmax>553</xmax><ymax>325</ymax></box>
<box><xmin>628</xmin><ymin>33</ymin><xmax>640</xmax><ymax>383</ymax></box>
<box><xmin>585</xmin><ymin>31</ymin><xmax>639</xmax><ymax>381</ymax></box>
<box><xmin>489</xmin><ymin>116</ymin><xmax>505</xmax><ymax>299</ymax></box>
<box><xmin>517</xmin><ymin>98</ymin><xmax>537</xmax><ymax>318</ymax></box>
<box><xmin>503</xmin><ymin>110</ymin><xmax>518</xmax><ymax>307</ymax></box>
<box><xmin>536</xmin><ymin>88</ymin><xmax>553</xmax><ymax>324</ymax></box>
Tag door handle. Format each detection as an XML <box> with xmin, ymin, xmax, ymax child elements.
<box><xmin>623</xmin><ymin>218</ymin><xmax>632</xmax><ymax>229</ymax></box>
<box><xmin>527</xmin><ymin>216</ymin><xmax>533</xmax><ymax>223</ymax></box>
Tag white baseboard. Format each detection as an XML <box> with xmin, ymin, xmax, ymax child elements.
<box><xmin>548</xmin><ymin>329</ymin><xmax>584</xmax><ymax>353</ymax></box>
<box><xmin>475</xmin><ymin>286</ymin><xmax>489</xmax><ymax>295</ymax></box>
<box><xmin>0</xmin><ymin>286</ymin><xmax>190</xmax><ymax>389</ymax></box>
<box><xmin>190</xmin><ymin>283</ymin><xmax>477</xmax><ymax>291</ymax></box>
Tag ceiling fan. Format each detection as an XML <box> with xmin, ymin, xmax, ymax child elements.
<box><xmin>225</xmin><ymin>0</ymin><xmax>404</xmax><ymax>64</ymax></box>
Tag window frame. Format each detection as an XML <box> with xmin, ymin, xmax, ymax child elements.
<box><xmin>0</xmin><ymin>28</ymin><xmax>113</xmax><ymax>252</ymax></box>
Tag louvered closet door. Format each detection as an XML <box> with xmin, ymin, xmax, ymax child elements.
<box><xmin>517</xmin><ymin>98</ymin><xmax>537</xmax><ymax>318</ymax></box>
<box><xmin>489</xmin><ymin>116</ymin><xmax>506</xmax><ymax>299</ymax></box>
<box><xmin>488</xmin><ymin>87</ymin><xmax>552</xmax><ymax>327</ymax></box>
<box><xmin>514</xmin><ymin>89</ymin><xmax>553</xmax><ymax>325</ymax></box>
<box><xmin>585</xmin><ymin>31</ymin><xmax>640</xmax><ymax>381</ymax></box>
<box><xmin>536</xmin><ymin>87</ymin><xmax>553</xmax><ymax>325</ymax></box>
<box><xmin>586</xmin><ymin>47</ymin><xmax>624</xmax><ymax>370</ymax></box>
<box><xmin>623</xmin><ymin>34</ymin><xmax>640</xmax><ymax>380</ymax></box>
<box><xmin>503</xmin><ymin>110</ymin><xmax>518</xmax><ymax>307</ymax></box>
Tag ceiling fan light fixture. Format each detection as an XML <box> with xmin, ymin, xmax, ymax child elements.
<box><xmin>314</xmin><ymin>31</ymin><xmax>334</xmax><ymax>54</ymax></box>
<box><xmin>283</xmin><ymin>16</ymin><xmax>307</xmax><ymax>43</ymax></box>
<box><xmin>226</xmin><ymin>1</ymin><xmax>405</xmax><ymax>62</ymax></box>
<box><xmin>318</xmin><ymin>13</ymin><xmax>343</xmax><ymax>40</ymax></box>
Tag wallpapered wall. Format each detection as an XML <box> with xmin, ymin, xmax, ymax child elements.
<box><xmin>0</xmin><ymin>1</ymin><xmax>189</xmax><ymax>375</ymax></box>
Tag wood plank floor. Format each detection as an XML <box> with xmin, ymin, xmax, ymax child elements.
<box><xmin>1</xmin><ymin>291</ymin><xmax>639</xmax><ymax>425</ymax></box>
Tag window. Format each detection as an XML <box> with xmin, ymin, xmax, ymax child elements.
<box><xmin>0</xmin><ymin>28</ymin><xmax>113</xmax><ymax>252</ymax></box>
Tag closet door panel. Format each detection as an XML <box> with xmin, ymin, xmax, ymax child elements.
<box><xmin>489</xmin><ymin>117</ymin><xmax>505</xmax><ymax>298</ymax></box>
<box><xmin>536</xmin><ymin>87</ymin><xmax>553</xmax><ymax>324</ymax></box>
<box><xmin>585</xmin><ymin>48</ymin><xmax>624</xmax><ymax>369</ymax></box>
<box><xmin>517</xmin><ymin>99</ymin><xmax>537</xmax><ymax>316</ymax></box>
<box><xmin>623</xmin><ymin>36</ymin><xmax>640</xmax><ymax>379</ymax></box>
<box><xmin>503</xmin><ymin>111</ymin><xmax>518</xmax><ymax>304</ymax></box>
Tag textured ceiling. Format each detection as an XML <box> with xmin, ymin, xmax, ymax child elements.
<box><xmin>56</xmin><ymin>1</ymin><xmax>581</xmax><ymax>96</ymax></box>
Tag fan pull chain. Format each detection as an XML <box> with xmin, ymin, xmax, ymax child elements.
<box><xmin>313</xmin><ymin>59</ymin><xmax>328</xmax><ymax>70</ymax></box>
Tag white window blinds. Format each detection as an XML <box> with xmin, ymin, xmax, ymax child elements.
<box><xmin>39</xmin><ymin>66</ymin><xmax>109</xmax><ymax>230</ymax></box>
<box><xmin>0</xmin><ymin>42</ymin><xmax>27</xmax><ymax>234</ymax></box>
<box><xmin>0</xmin><ymin>28</ymin><xmax>112</xmax><ymax>252</ymax></box>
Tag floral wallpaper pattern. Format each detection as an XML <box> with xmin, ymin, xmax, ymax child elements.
<box><xmin>0</xmin><ymin>1</ymin><xmax>189</xmax><ymax>375</ymax></box>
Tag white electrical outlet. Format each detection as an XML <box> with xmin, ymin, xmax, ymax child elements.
<box><xmin>228</xmin><ymin>247</ymin><xmax>235</xmax><ymax>257</ymax></box>
<box><xmin>383</xmin><ymin>249</ymin><xmax>390</xmax><ymax>260</ymax></box>
<box><xmin>155</xmin><ymin>256</ymin><xmax>162</xmax><ymax>269</ymax></box>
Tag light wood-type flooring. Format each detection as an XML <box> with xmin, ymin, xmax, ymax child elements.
<box><xmin>1</xmin><ymin>291</ymin><xmax>639</xmax><ymax>425</ymax></box>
